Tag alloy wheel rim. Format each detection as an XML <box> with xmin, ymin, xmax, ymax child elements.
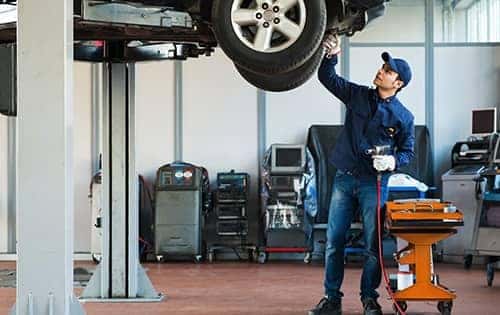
<box><xmin>230</xmin><ymin>0</ymin><xmax>307</xmax><ymax>53</ymax></box>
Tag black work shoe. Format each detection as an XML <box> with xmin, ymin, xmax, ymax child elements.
<box><xmin>308</xmin><ymin>297</ymin><xmax>342</xmax><ymax>315</ymax></box>
<box><xmin>362</xmin><ymin>297</ymin><xmax>383</xmax><ymax>315</ymax></box>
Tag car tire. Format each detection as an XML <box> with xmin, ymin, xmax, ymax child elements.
<box><xmin>212</xmin><ymin>0</ymin><xmax>327</xmax><ymax>74</ymax></box>
<box><xmin>235</xmin><ymin>47</ymin><xmax>325</xmax><ymax>92</ymax></box>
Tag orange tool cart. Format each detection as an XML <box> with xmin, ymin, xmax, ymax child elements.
<box><xmin>385</xmin><ymin>200</ymin><xmax>464</xmax><ymax>315</ymax></box>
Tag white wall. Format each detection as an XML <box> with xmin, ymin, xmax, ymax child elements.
<box><xmin>266</xmin><ymin>64</ymin><xmax>343</xmax><ymax>145</ymax></box>
<box><xmin>183</xmin><ymin>50</ymin><xmax>261</xmax><ymax>239</ymax></box>
<box><xmin>350</xmin><ymin>47</ymin><xmax>426</xmax><ymax>125</ymax></box>
<box><xmin>73</xmin><ymin>62</ymin><xmax>93</xmax><ymax>253</ymax></box>
<box><xmin>183</xmin><ymin>50</ymin><xmax>258</xmax><ymax>185</ymax></box>
<box><xmin>351</xmin><ymin>0</ymin><xmax>425</xmax><ymax>43</ymax></box>
<box><xmin>0</xmin><ymin>115</ymin><xmax>7</xmax><ymax>252</ymax></box>
<box><xmin>135</xmin><ymin>61</ymin><xmax>176</xmax><ymax>184</ymax></box>
<box><xmin>434</xmin><ymin>46</ymin><xmax>500</xmax><ymax>182</ymax></box>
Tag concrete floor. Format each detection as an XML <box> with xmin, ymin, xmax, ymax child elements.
<box><xmin>0</xmin><ymin>261</ymin><xmax>498</xmax><ymax>314</ymax></box>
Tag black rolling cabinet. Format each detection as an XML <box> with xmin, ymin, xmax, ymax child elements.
<box><xmin>207</xmin><ymin>171</ymin><xmax>256</xmax><ymax>262</ymax></box>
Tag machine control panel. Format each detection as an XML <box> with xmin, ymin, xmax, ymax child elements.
<box><xmin>156</xmin><ymin>164</ymin><xmax>201</xmax><ymax>190</ymax></box>
<box><xmin>270</xmin><ymin>175</ymin><xmax>301</xmax><ymax>191</ymax></box>
<box><xmin>216</xmin><ymin>172</ymin><xmax>249</xmax><ymax>202</ymax></box>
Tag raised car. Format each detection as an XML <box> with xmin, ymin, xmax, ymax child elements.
<box><xmin>0</xmin><ymin>0</ymin><xmax>387</xmax><ymax>91</ymax></box>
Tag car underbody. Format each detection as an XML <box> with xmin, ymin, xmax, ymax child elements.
<box><xmin>0</xmin><ymin>0</ymin><xmax>387</xmax><ymax>89</ymax></box>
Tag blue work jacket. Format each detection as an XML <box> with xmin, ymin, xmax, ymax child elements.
<box><xmin>318</xmin><ymin>55</ymin><xmax>415</xmax><ymax>177</ymax></box>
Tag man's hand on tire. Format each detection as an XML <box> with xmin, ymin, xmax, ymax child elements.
<box><xmin>323</xmin><ymin>33</ymin><xmax>341</xmax><ymax>58</ymax></box>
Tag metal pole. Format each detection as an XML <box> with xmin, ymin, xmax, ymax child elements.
<box><xmin>81</xmin><ymin>61</ymin><xmax>162</xmax><ymax>302</ymax></box>
<box><xmin>14</xmin><ymin>0</ymin><xmax>84</xmax><ymax>313</ymax></box>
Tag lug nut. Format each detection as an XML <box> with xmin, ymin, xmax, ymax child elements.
<box><xmin>273</xmin><ymin>6</ymin><xmax>280</xmax><ymax>13</ymax></box>
<box><xmin>256</xmin><ymin>12</ymin><xmax>263</xmax><ymax>19</ymax></box>
<box><xmin>263</xmin><ymin>22</ymin><xmax>270</xmax><ymax>28</ymax></box>
<box><xmin>262</xmin><ymin>3</ymin><xmax>269</xmax><ymax>9</ymax></box>
<box><xmin>273</xmin><ymin>17</ymin><xmax>280</xmax><ymax>24</ymax></box>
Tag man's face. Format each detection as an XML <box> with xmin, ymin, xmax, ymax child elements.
<box><xmin>373</xmin><ymin>63</ymin><xmax>402</xmax><ymax>90</ymax></box>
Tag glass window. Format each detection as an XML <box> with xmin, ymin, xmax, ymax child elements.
<box><xmin>435</xmin><ymin>0</ymin><xmax>500</xmax><ymax>43</ymax></box>
<box><xmin>490</xmin><ymin>0</ymin><xmax>500</xmax><ymax>40</ymax></box>
<box><xmin>350</xmin><ymin>0</ymin><xmax>426</xmax><ymax>43</ymax></box>
<box><xmin>0</xmin><ymin>4</ymin><xmax>16</xmax><ymax>24</ymax></box>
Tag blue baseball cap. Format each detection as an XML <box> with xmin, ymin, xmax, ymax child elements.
<box><xmin>382</xmin><ymin>52</ymin><xmax>412</xmax><ymax>88</ymax></box>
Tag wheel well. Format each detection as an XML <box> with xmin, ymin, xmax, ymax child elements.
<box><xmin>201</xmin><ymin>0</ymin><xmax>215</xmax><ymax>21</ymax></box>
<box><xmin>326</xmin><ymin>0</ymin><xmax>345</xmax><ymax>28</ymax></box>
<box><xmin>326</xmin><ymin>0</ymin><xmax>369</xmax><ymax>36</ymax></box>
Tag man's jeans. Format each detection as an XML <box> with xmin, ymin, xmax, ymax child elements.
<box><xmin>324</xmin><ymin>170</ymin><xmax>388</xmax><ymax>300</ymax></box>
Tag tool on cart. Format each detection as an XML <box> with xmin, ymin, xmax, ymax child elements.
<box><xmin>385</xmin><ymin>200</ymin><xmax>464</xmax><ymax>315</ymax></box>
<box><xmin>366</xmin><ymin>144</ymin><xmax>391</xmax><ymax>156</ymax></box>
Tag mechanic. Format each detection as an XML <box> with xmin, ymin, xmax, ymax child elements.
<box><xmin>308</xmin><ymin>34</ymin><xmax>415</xmax><ymax>315</ymax></box>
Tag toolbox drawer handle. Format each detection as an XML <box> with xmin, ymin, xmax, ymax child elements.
<box><xmin>411</xmin><ymin>203</ymin><xmax>435</xmax><ymax>212</ymax></box>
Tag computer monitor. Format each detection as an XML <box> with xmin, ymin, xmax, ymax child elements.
<box><xmin>472</xmin><ymin>108</ymin><xmax>497</xmax><ymax>136</ymax></box>
<box><xmin>270</xmin><ymin>144</ymin><xmax>306</xmax><ymax>174</ymax></box>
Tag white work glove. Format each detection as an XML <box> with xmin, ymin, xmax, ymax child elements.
<box><xmin>372</xmin><ymin>155</ymin><xmax>396</xmax><ymax>172</ymax></box>
<box><xmin>323</xmin><ymin>33</ymin><xmax>341</xmax><ymax>58</ymax></box>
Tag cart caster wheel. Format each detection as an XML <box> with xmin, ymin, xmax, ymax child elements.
<box><xmin>247</xmin><ymin>249</ymin><xmax>255</xmax><ymax>262</ymax></box>
<box><xmin>437</xmin><ymin>301</ymin><xmax>453</xmax><ymax>315</ymax></box>
<box><xmin>487</xmin><ymin>263</ymin><xmax>495</xmax><ymax>287</ymax></box>
<box><xmin>436</xmin><ymin>252</ymin><xmax>444</xmax><ymax>263</ymax></box>
<box><xmin>464</xmin><ymin>255</ymin><xmax>473</xmax><ymax>270</ymax></box>
<box><xmin>91</xmin><ymin>253</ymin><xmax>102</xmax><ymax>264</ymax></box>
<box><xmin>156</xmin><ymin>255</ymin><xmax>164</xmax><ymax>263</ymax></box>
<box><xmin>208</xmin><ymin>252</ymin><xmax>215</xmax><ymax>263</ymax></box>
<box><xmin>194</xmin><ymin>255</ymin><xmax>203</xmax><ymax>263</ymax></box>
<box><xmin>392</xmin><ymin>301</ymin><xmax>407</xmax><ymax>315</ymax></box>
<box><xmin>304</xmin><ymin>252</ymin><xmax>312</xmax><ymax>264</ymax></box>
<box><xmin>257</xmin><ymin>252</ymin><xmax>267</xmax><ymax>264</ymax></box>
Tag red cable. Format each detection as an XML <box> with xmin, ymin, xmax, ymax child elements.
<box><xmin>377</xmin><ymin>176</ymin><xmax>406</xmax><ymax>315</ymax></box>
